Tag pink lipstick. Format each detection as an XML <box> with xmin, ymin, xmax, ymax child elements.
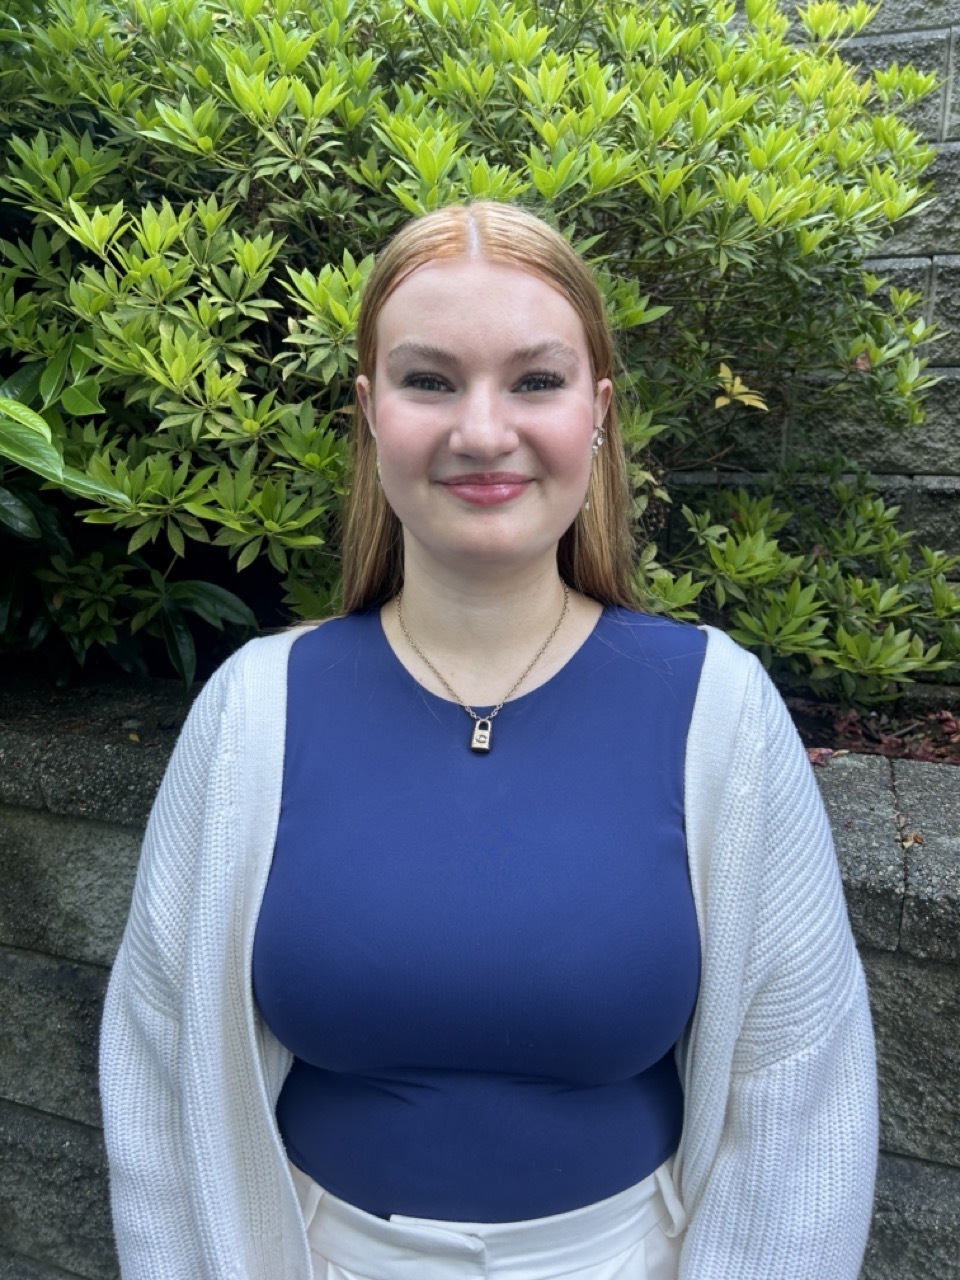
<box><xmin>439</xmin><ymin>472</ymin><xmax>531</xmax><ymax>506</ymax></box>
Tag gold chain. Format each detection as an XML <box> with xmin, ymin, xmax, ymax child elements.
<box><xmin>395</xmin><ymin>582</ymin><xmax>570</xmax><ymax>748</ymax></box>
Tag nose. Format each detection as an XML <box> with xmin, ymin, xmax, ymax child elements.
<box><xmin>449</xmin><ymin>382</ymin><xmax>519</xmax><ymax>458</ymax></box>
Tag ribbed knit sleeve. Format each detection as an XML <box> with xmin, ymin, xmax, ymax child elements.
<box><xmin>100</xmin><ymin>631</ymin><xmax>310</xmax><ymax>1280</ymax></box>
<box><xmin>99</xmin><ymin>657</ymin><xmax>236</xmax><ymax>1277</ymax></box>
<box><xmin>678</xmin><ymin>638</ymin><xmax>878</xmax><ymax>1278</ymax></box>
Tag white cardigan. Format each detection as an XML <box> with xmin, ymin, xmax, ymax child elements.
<box><xmin>99</xmin><ymin>624</ymin><xmax>878</xmax><ymax>1279</ymax></box>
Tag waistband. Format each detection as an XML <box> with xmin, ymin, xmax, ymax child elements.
<box><xmin>291</xmin><ymin>1159</ymin><xmax>682</xmax><ymax>1277</ymax></box>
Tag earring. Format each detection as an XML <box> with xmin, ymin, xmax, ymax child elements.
<box><xmin>584</xmin><ymin>428</ymin><xmax>604</xmax><ymax>510</ymax></box>
<box><xmin>375</xmin><ymin>456</ymin><xmax>382</xmax><ymax>486</ymax></box>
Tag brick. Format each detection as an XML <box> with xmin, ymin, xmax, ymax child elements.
<box><xmin>664</xmin><ymin>467</ymin><xmax>960</xmax><ymax>560</ymax></box>
<box><xmin>0</xmin><ymin>808</ymin><xmax>139</xmax><ymax>968</ymax></box>
<box><xmin>0</xmin><ymin>1255</ymin><xmax>86</xmax><ymax>1280</ymax></box>
<box><xmin>791</xmin><ymin>369</ymin><xmax>960</xmax><ymax>475</ymax></box>
<box><xmin>947</xmin><ymin>29</ymin><xmax>960</xmax><ymax>142</ymax></box>
<box><xmin>0</xmin><ymin>1103</ymin><xmax>116</xmax><ymax>1280</ymax></box>
<box><xmin>862</xmin><ymin>1154</ymin><xmax>960</xmax><ymax>1280</ymax></box>
<box><xmin>906</xmin><ymin>474</ymin><xmax>960</xmax><ymax>556</ymax></box>
<box><xmin>861</xmin><ymin>257</ymin><xmax>936</xmax><ymax>369</ymax></box>
<box><xmin>39</xmin><ymin>737</ymin><xmax>169</xmax><ymax>829</ymax></box>
<box><xmin>0</xmin><ymin>677</ymin><xmax>187</xmax><ymax>827</ymax></box>
<box><xmin>862</xmin><ymin>255</ymin><xmax>933</xmax><ymax>312</ymax></box>
<box><xmin>775</xmin><ymin>0</ymin><xmax>960</xmax><ymax>34</ymax></box>
<box><xmin>893</xmin><ymin>759</ymin><xmax>960</xmax><ymax>961</ymax></box>
<box><xmin>883</xmin><ymin>143</ymin><xmax>960</xmax><ymax>256</ymax></box>
<box><xmin>707</xmin><ymin>414</ymin><xmax>789</xmax><ymax>474</ymax></box>
<box><xmin>0</xmin><ymin>733</ymin><xmax>43</xmax><ymax>812</ymax></box>
<box><xmin>0</xmin><ymin>948</ymin><xmax>106</xmax><ymax>1128</ymax></box>
<box><xmin>862</xmin><ymin>949</ymin><xmax>960</xmax><ymax>1166</ymax></box>
<box><xmin>930</xmin><ymin>254</ymin><xmax>960</xmax><ymax>365</ymax></box>
<box><xmin>845</xmin><ymin>29</ymin><xmax>950</xmax><ymax>142</ymax></box>
<box><xmin>816</xmin><ymin>754</ymin><xmax>904</xmax><ymax>952</ymax></box>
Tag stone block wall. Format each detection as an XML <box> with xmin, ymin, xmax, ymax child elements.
<box><xmin>817</xmin><ymin>754</ymin><xmax>960</xmax><ymax>1280</ymax></box>
<box><xmin>1</xmin><ymin>678</ymin><xmax>959</xmax><ymax>1280</ymax></box>
<box><xmin>0</xmin><ymin>681</ymin><xmax>185</xmax><ymax>1280</ymax></box>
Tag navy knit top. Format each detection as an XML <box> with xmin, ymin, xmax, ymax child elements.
<box><xmin>253</xmin><ymin>607</ymin><xmax>706</xmax><ymax>1221</ymax></box>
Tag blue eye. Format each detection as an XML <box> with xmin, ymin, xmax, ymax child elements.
<box><xmin>518</xmin><ymin>371</ymin><xmax>566</xmax><ymax>392</ymax></box>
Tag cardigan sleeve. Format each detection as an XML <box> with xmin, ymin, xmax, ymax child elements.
<box><xmin>679</xmin><ymin>662</ymin><xmax>878</xmax><ymax>1278</ymax></box>
<box><xmin>99</xmin><ymin>657</ymin><xmax>236</xmax><ymax>1278</ymax></box>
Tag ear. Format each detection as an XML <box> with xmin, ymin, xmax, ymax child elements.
<box><xmin>594</xmin><ymin>377</ymin><xmax>613</xmax><ymax>430</ymax></box>
<box><xmin>356</xmin><ymin>375</ymin><xmax>375</xmax><ymax>436</ymax></box>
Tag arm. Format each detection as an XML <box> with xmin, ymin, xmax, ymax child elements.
<box><xmin>680</xmin><ymin>658</ymin><xmax>878</xmax><ymax>1278</ymax></box>
<box><xmin>99</xmin><ymin>658</ymin><xmax>235</xmax><ymax>1278</ymax></box>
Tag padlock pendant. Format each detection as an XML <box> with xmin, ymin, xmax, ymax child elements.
<box><xmin>470</xmin><ymin>718</ymin><xmax>492</xmax><ymax>752</ymax></box>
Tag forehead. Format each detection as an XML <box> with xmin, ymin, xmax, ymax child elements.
<box><xmin>375</xmin><ymin>257</ymin><xmax>589</xmax><ymax>360</ymax></box>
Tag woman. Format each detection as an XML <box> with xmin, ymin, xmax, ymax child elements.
<box><xmin>100</xmin><ymin>202</ymin><xmax>878</xmax><ymax>1280</ymax></box>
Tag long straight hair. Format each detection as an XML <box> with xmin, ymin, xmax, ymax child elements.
<box><xmin>341</xmin><ymin>203</ymin><xmax>637</xmax><ymax>612</ymax></box>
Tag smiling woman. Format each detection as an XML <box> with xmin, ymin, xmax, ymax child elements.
<box><xmin>343</xmin><ymin>203</ymin><xmax>632</xmax><ymax>622</ymax></box>
<box><xmin>356</xmin><ymin>258</ymin><xmax>610</xmax><ymax>612</ymax></box>
<box><xmin>99</xmin><ymin>203</ymin><xmax>878</xmax><ymax>1280</ymax></box>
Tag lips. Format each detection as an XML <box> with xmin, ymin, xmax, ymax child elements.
<box><xmin>438</xmin><ymin>472</ymin><xmax>532</xmax><ymax>506</ymax></box>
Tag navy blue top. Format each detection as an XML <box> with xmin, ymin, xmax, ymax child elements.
<box><xmin>253</xmin><ymin>607</ymin><xmax>706</xmax><ymax>1221</ymax></box>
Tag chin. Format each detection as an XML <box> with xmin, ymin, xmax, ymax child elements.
<box><xmin>428</xmin><ymin>531</ymin><xmax>568</xmax><ymax>574</ymax></box>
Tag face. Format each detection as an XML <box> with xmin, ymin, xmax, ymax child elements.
<box><xmin>356</xmin><ymin>257</ymin><xmax>612</xmax><ymax>580</ymax></box>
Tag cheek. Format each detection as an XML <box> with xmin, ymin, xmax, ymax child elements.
<box><xmin>373</xmin><ymin>405</ymin><xmax>441</xmax><ymax>474</ymax></box>
<box><xmin>540</xmin><ymin>407</ymin><xmax>595</xmax><ymax>475</ymax></box>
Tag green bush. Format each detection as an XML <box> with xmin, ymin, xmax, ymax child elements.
<box><xmin>644</xmin><ymin>463</ymin><xmax>960</xmax><ymax>704</ymax></box>
<box><xmin>0</xmin><ymin>0</ymin><xmax>947</xmax><ymax>692</ymax></box>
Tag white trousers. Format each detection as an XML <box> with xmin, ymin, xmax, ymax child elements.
<box><xmin>289</xmin><ymin>1161</ymin><xmax>686</xmax><ymax>1280</ymax></box>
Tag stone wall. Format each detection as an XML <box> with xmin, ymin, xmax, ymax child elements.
<box><xmin>0</xmin><ymin>676</ymin><xmax>958</xmax><ymax>1280</ymax></box>
<box><xmin>0</xmin><ymin>680</ymin><xmax>185</xmax><ymax>1280</ymax></box>
<box><xmin>818</xmin><ymin>754</ymin><xmax>960</xmax><ymax>1279</ymax></box>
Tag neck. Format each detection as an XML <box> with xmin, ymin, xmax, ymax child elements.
<box><xmin>399</xmin><ymin>563</ymin><xmax>565</xmax><ymax>656</ymax></box>
<box><xmin>382</xmin><ymin>557</ymin><xmax>601</xmax><ymax>708</ymax></box>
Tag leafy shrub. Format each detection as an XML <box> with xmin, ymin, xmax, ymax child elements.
<box><xmin>645</xmin><ymin>463</ymin><xmax>960</xmax><ymax>704</ymax></box>
<box><xmin>0</xmin><ymin>0</ymin><xmax>943</xmax><ymax>690</ymax></box>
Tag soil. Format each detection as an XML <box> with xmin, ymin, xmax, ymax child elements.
<box><xmin>787</xmin><ymin>698</ymin><xmax>960</xmax><ymax>766</ymax></box>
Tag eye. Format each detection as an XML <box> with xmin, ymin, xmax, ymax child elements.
<box><xmin>516</xmin><ymin>370</ymin><xmax>566</xmax><ymax>393</ymax></box>
<box><xmin>400</xmin><ymin>371</ymin><xmax>451</xmax><ymax>392</ymax></box>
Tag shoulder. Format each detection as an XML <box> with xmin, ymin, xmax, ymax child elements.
<box><xmin>685</xmin><ymin>626</ymin><xmax>789</xmax><ymax>829</ymax></box>
<box><xmin>596</xmin><ymin>606</ymin><xmax>708</xmax><ymax>664</ymax></box>
<box><xmin>696</xmin><ymin>624</ymin><xmax>767</xmax><ymax>720</ymax></box>
<box><xmin>192</xmin><ymin>624</ymin><xmax>318</xmax><ymax>709</ymax></box>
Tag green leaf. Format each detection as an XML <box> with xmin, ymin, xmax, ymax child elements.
<box><xmin>0</xmin><ymin>398</ymin><xmax>53</xmax><ymax>441</ymax></box>
<box><xmin>167</xmin><ymin>580</ymin><xmax>258</xmax><ymax>628</ymax></box>
<box><xmin>0</xmin><ymin>365</ymin><xmax>43</xmax><ymax>405</ymax></box>
<box><xmin>40</xmin><ymin>347</ymin><xmax>72</xmax><ymax>407</ymax></box>
<box><xmin>236</xmin><ymin>537</ymin><xmax>262</xmax><ymax>571</ymax></box>
<box><xmin>61</xmin><ymin>378</ymin><xmax>104</xmax><ymax>416</ymax></box>
<box><xmin>0</xmin><ymin>404</ymin><xmax>130</xmax><ymax>506</ymax></box>
<box><xmin>159</xmin><ymin>607</ymin><xmax>197</xmax><ymax>687</ymax></box>
<box><xmin>0</xmin><ymin>419</ymin><xmax>63</xmax><ymax>480</ymax></box>
<box><xmin>64</xmin><ymin>466</ymin><xmax>132</xmax><ymax>505</ymax></box>
<box><xmin>0</xmin><ymin>486</ymin><xmax>41</xmax><ymax>538</ymax></box>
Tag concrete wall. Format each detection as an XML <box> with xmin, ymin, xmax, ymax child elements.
<box><xmin>0</xmin><ymin>680</ymin><xmax>184</xmax><ymax>1280</ymax></box>
<box><xmin>0</xmin><ymin>675</ymin><xmax>958</xmax><ymax>1280</ymax></box>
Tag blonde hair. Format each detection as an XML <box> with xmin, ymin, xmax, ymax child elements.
<box><xmin>341</xmin><ymin>202</ymin><xmax>637</xmax><ymax>612</ymax></box>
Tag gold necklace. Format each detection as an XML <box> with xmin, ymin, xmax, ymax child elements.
<box><xmin>395</xmin><ymin>582</ymin><xmax>570</xmax><ymax>753</ymax></box>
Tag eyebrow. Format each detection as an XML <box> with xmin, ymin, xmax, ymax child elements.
<box><xmin>384</xmin><ymin>340</ymin><xmax>581</xmax><ymax>367</ymax></box>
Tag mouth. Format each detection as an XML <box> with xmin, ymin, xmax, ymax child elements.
<box><xmin>438</xmin><ymin>472</ymin><xmax>532</xmax><ymax>506</ymax></box>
